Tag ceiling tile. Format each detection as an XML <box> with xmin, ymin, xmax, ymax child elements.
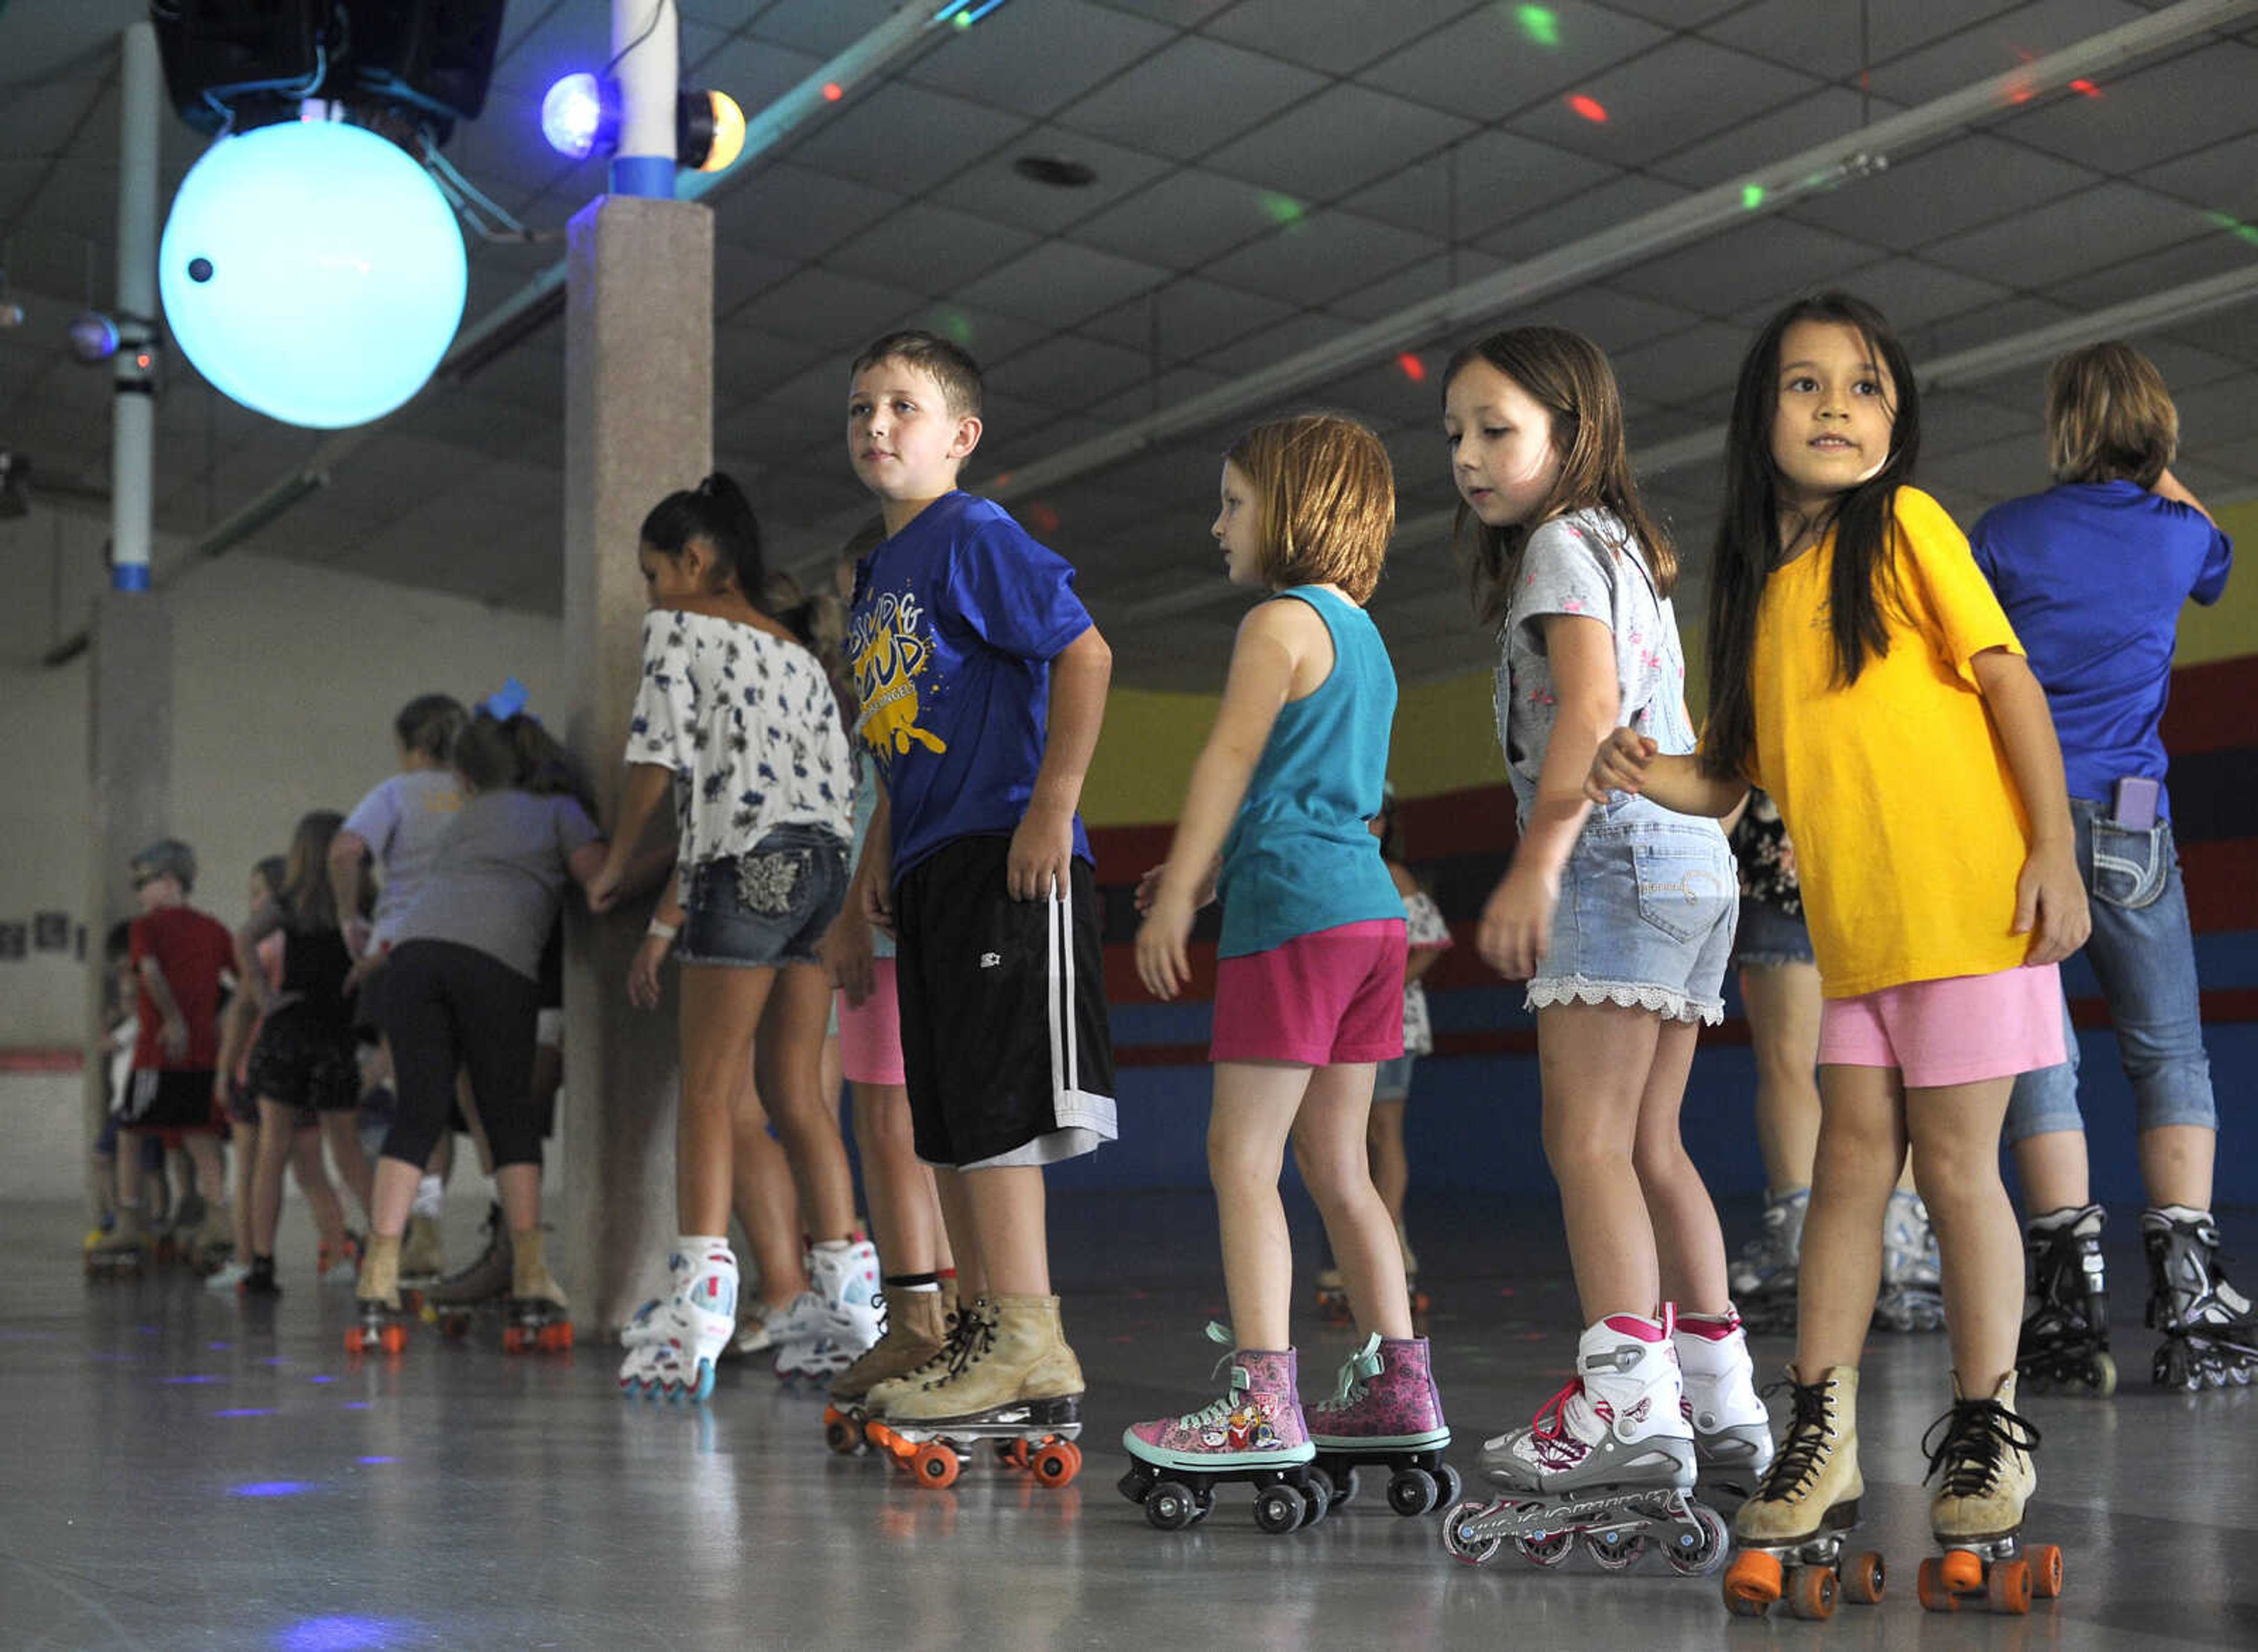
<box><xmin>733</xmin><ymin>266</ymin><xmax>921</xmax><ymax>352</ymax></box>
<box><xmin>983</xmin><ymin>332</ymin><xmax>1154</xmax><ymax>409</ymax></box>
<box><xmin>1204</xmin><ymin>82</ymin><xmax>1475</xmax><ymax>202</ymax></box>
<box><xmin>1999</xmin><ymin>40</ymin><xmax>2258</xmax><ymax>173</ymax></box>
<box><xmin>786</xmin><ymin>81</ymin><xmax>1030</xmax><ymax>195</ymax></box>
<box><xmin>1482</xmin><ymin>168</ymin><xmax>1689</xmax><ymax>251</ymax></box>
<box><xmin>1648</xmin><ymin>88</ymin><xmax>1888</xmax><ymax>191</ymax></box>
<box><xmin>1077</xmin><ymin>278</ymin><xmax>1300</xmax><ymax>364</ymax></box>
<box><xmin>2137</xmin><ymin>131</ymin><xmax>2258</xmax><ymax>220</ymax></box>
<box><xmin>1864</xmin><ymin>0</ymin><xmax>2151</xmax><ymax>106</ymax></box>
<box><xmin>713</xmin><ymin>162</ymin><xmax>904</xmax><ymax>261</ymax></box>
<box><xmin>1789</xmin><ymin>131</ymin><xmax>2097</xmax><ymax>250</ymax></box>
<box><xmin>1818</xmin><ymin>257</ymin><xmax>2013</xmax><ymax>333</ymax></box>
<box><xmin>1057</xmin><ymin>35</ymin><xmax>1328</xmax><ymax>161</ymax></box>
<box><xmin>714</xmin><ymin>325</ymin><xmax>832</xmax><ymax>405</ymax></box>
<box><xmin>682</xmin><ymin>35</ymin><xmax>827</xmax><ymax>114</ymax></box>
<box><xmin>2039</xmin><ymin>232</ymin><xmax>2258</xmax><ymax>313</ymax></box>
<box><xmin>1921</xmin><ymin>181</ymin><xmax>2218</xmax><ymax>289</ymax></box>
<box><xmin>1700</xmin><ymin>0</ymin><xmax>2020</xmax><ymax>79</ymax></box>
<box><xmin>1504</xmin><ymin>37</ymin><xmax>1823</xmax><ymax>169</ymax></box>
<box><xmin>906</xmin><ymin>0</ymin><xmax>1177</xmax><ymax>118</ymax></box>
<box><xmin>1340</xmin><ymin>128</ymin><xmax>1622</xmax><ymax>241</ymax></box>
<box><xmin>1605</xmin><ymin>321</ymin><xmax>1752</xmax><ymax>407</ymax></box>
<box><xmin>1206</xmin><ymin>0</ymin><xmax>1479</xmax><ymax>75</ymax></box>
<box><xmin>1358</xmin><ymin>1</ymin><xmax>1669</xmax><ymax>122</ymax></box>
<box><xmin>957</xmin><ymin>239</ymin><xmax>1171</xmax><ymax>326</ymax></box>
<box><xmin>930</xmin><ymin>128</ymin><xmax>1175</xmax><ymax>235</ymax></box>
<box><xmin>824</xmin><ymin>199</ymin><xmax>1038</xmax><ymax>296</ymax></box>
<box><xmin>749</xmin><ymin>0</ymin><xmax>910</xmax><ymax>59</ymax></box>
<box><xmin>1069</xmin><ymin>166</ymin><xmax>1303</xmax><ymax>271</ymax></box>
<box><xmin>1324</xmin><ymin>249</ymin><xmax>1507</xmax><ymax>325</ymax></box>
<box><xmin>1202</xmin><ymin>210</ymin><xmax>1442</xmax><ymax>308</ymax></box>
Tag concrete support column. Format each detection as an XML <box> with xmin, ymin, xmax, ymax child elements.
<box><xmin>83</xmin><ymin>593</ymin><xmax>172</xmax><ymax>1163</ymax></box>
<box><xmin>559</xmin><ymin>193</ymin><xmax>713</xmax><ymax>1331</ymax></box>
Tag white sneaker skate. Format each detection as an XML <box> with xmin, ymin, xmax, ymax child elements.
<box><xmin>1674</xmin><ymin>1307</ymin><xmax>1775</xmax><ymax>1499</ymax></box>
<box><xmin>617</xmin><ymin>1245</ymin><xmax>736</xmax><ymax>1404</ymax></box>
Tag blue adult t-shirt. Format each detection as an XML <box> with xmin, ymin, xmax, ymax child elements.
<box><xmin>1970</xmin><ymin>480</ymin><xmax>2232</xmax><ymax>820</ymax></box>
<box><xmin>848</xmin><ymin>491</ymin><xmax>1094</xmax><ymax>882</ymax></box>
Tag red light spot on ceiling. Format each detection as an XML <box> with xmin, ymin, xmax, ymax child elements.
<box><xmin>1027</xmin><ymin>501</ymin><xmax>1061</xmax><ymax>535</ymax></box>
<box><xmin>2069</xmin><ymin>78</ymin><xmax>2101</xmax><ymax>98</ymax></box>
<box><xmin>1395</xmin><ymin>352</ymin><xmax>1427</xmax><ymax>383</ymax></box>
<box><xmin>1567</xmin><ymin>93</ymin><xmax>1608</xmax><ymax>124</ymax></box>
<box><xmin>821</xmin><ymin>82</ymin><xmax>844</xmax><ymax>102</ymax></box>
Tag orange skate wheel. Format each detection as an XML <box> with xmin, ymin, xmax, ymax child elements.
<box><xmin>1843</xmin><ymin>1550</ymin><xmax>1886</xmax><ymax>1605</ymax></box>
<box><xmin>997</xmin><ymin>1439</ymin><xmax>1030</xmax><ymax>1470</ymax></box>
<box><xmin>379</xmin><ymin>1323</ymin><xmax>408</xmax><ymax>1355</ymax></box>
<box><xmin>1940</xmin><ymin>1548</ymin><xmax>1983</xmax><ymax>1594</ymax></box>
<box><xmin>1722</xmin><ymin>1549</ymin><xmax>1783</xmax><ymax>1616</ymax></box>
<box><xmin>1916</xmin><ymin>1556</ymin><xmax>1959</xmax><ymax>1613</ymax></box>
<box><xmin>1788</xmin><ymin>1566</ymin><xmax>1838</xmax><ymax>1621</ymax></box>
<box><xmin>343</xmin><ymin>1328</ymin><xmax>363</xmax><ymax>1356</ymax></box>
<box><xmin>2026</xmin><ymin>1543</ymin><xmax>2063</xmax><ymax>1599</ymax></box>
<box><xmin>503</xmin><ymin>1327</ymin><xmax>527</xmax><ymax>1354</ymax></box>
<box><xmin>913</xmin><ymin>1443</ymin><xmax>960</xmax><ymax>1489</ymax></box>
<box><xmin>542</xmin><ymin>1323</ymin><xmax>573</xmax><ymax>1352</ymax></box>
<box><xmin>1988</xmin><ymin>1557</ymin><xmax>2032</xmax><ymax>1615</ymax></box>
<box><xmin>1031</xmin><ymin>1442</ymin><xmax>1078</xmax><ymax>1487</ymax></box>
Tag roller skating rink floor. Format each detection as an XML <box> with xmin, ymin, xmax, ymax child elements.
<box><xmin>7</xmin><ymin>1190</ymin><xmax>2254</xmax><ymax>1650</ymax></box>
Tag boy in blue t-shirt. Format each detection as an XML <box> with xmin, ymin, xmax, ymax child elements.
<box><xmin>842</xmin><ymin>330</ymin><xmax>1116</xmax><ymax>1440</ymax></box>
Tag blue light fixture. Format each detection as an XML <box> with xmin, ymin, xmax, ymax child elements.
<box><xmin>159</xmin><ymin>119</ymin><xmax>466</xmax><ymax>429</ymax></box>
<box><xmin>540</xmin><ymin>71</ymin><xmax>617</xmax><ymax>160</ymax></box>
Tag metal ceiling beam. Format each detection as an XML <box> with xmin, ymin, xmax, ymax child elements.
<box><xmin>990</xmin><ymin>0</ymin><xmax>2256</xmax><ymax>508</ymax></box>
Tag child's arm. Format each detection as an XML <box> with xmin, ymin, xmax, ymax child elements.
<box><xmin>1970</xmin><ymin>647</ymin><xmax>2092</xmax><ymax>964</ymax></box>
<box><xmin>591</xmin><ymin>764</ymin><xmax>673</xmax><ymax>913</ymax></box>
<box><xmin>1135</xmin><ymin>603</ymin><xmax>1304</xmax><ymax>999</ymax></box>
<box><xmin>138</xmin><ymin>957</ymin><xmax>188</xmax><ymax>1061</ymax></box>
<box><xmin>1477</xmin><ymin>616</ymin><xmax>1620</xmax><ymax>981</ymax></box>
<box><xmin>329</xmin><ymin>830</ymin><xmax>373</xmax><ymax>955</ymax></box>
<box><xmin>232</xmin><ymin>904</ymin><xmax>284</xmax><ymax>1017</ymax></box>
<box><xmin>212</xmin><ymin>987</ymin><xmax>255</xmax><ymax>1106</ymax></box>
<box><xmin>1011</xmin><ymin>625</ymin><xmax>1113</xmax><ymax>902</ymax></box>
<box><xmin>2153</xmin><ymin>468</ymin><xmax>2216</xmax><ymax>526</ymax></box>
<box><xmin>1586</xmin><ymin>732</ymin><xmax>1751</xmax><ymax>818</ymax></box>
<box><xmin>625</xmin><ymin>877</ymin><xmax>684</xmax><ymax>1013</ymax></box>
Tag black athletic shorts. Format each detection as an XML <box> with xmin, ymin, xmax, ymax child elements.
<box><xmin>122</xmin><ymin>1068</ymin><xmax>223</xmax><ymax>1133</ymax></box>
<box><xmin>243</xmin><ymin>1004</ymin><xmax>361</xmax><ymax>1113</ymax></box>
<box><xmin>893</xmin><ymin>835</ymin><xmax>1116</xmax><ymax>1170</ymax></box>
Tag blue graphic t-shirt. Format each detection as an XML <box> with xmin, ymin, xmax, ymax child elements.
<box><xmin>849</xmin><ymin>492</ymin><xmax>1094</xmax><ymax>884</ymax></box>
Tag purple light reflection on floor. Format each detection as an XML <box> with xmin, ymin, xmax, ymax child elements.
<box><xmin>230</xmin><ymin>1480</ymin><xmax>317</xmax><ymax>1498</ymax></box>
<box><xmin>356</xmin><ymin>1455</ymin><xmax>395</xmax><ymax>1465</ymax></box>
<box><xmin>215</xmin><ymin>1406</ymin><xmax>278</xmax><ymax>1418</ymax></box>
<box><xmin>339</xmin><ymin>1400</ymin><xmax>372</xmax><ymax>1410</ymax></box>
<box><xmin>162</xmin><ymin>1374</ymin><xmax>225</xmax><ymax>1385</ymax></box>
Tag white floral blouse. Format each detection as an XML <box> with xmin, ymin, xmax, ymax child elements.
<box><xmin>1401</xmin><ymin>888</ymin><xmax>1453</xmax><ymax>1058</ymax></box>
<box><xmin>627</xmin><ymin>608</ymin><xmax>853</xmax><ymax>877</ymax></box>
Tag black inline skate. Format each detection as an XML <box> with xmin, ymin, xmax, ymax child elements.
<box><xmin>2143</xmin><ymin>1208</ymin><xmax>2258</xmax><ymax>1392</ymax></box>
<box><xmin>2016</xmin><ymin>1204</ymin><xmax>2115</xmax><ymax>1396</ymax></box>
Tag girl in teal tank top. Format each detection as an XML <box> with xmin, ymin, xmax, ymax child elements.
<box><xmin>1123</xmin><ymin>416</ymin><xmax>1449</xmax><ymax>1510</ymax></box>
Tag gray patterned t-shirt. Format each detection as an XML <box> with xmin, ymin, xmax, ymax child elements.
<box><xmin>1492</xmin><ymin>507</ymin><xmax>1698</xmax><ymax>822</ymax></box>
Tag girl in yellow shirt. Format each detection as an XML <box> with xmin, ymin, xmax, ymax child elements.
<box><xmin>1591</xmin><ymin>292</ymin><xmax>2090</xmax><ymax>1613</ymax></box>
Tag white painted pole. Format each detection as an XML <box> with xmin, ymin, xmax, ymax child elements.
<box><xmin>110</xmin><ymin>19</ymin><xmax>160</xmax><ymax>591</ymax></box>
<box><xmin>610</xmin><ymin>0</ymin><xmax>679</xmax><ymax>199</ymax></box>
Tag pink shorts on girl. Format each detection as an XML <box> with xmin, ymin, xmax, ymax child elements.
<box><xmin>1818</xmin><ymin>963</ymin><xmax>2065</xmax><ymax>1089</ymax></box>
<box><xmin>1211</xmin><ymin>919</ymin><xmax>1407</xmax><ymax>1068</ymax></box>
<box><xmin>836</xmin><ymin>958</ymin><xmax>906</xmax><ymax>1088</ymax></box>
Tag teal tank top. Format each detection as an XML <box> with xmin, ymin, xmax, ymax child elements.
<box><xmin>1217</xmin><ymin>586</ymin><xmax>1404</xmax><ymax>958</ymax></box>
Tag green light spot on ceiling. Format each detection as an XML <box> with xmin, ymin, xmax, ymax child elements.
<box><xmin>937</xmin><ymin>310</ymin><xmax>976</xmax><ymax>346</ymax></box>
<box><xmin>1742</xmin><ymin>183</ymin><xmax>1767</xmax><ymax>210</ymax></box>
<box><xmin>1515</xmin><ymin>5</ymin><xmax>1562</xmax><ymax>48</ymax></box>
<box><xmin>2203</xmin><ymin>209</ymin><xmax>2258</xmax><ymax>249</ymax></box>
<box><xmin>1260</xmin><ymin>192</ymin><xmax>1305</xmax><ymax>229</ymax></box>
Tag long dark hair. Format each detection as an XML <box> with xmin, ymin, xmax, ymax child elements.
<box><xmin>1444</xmin><ymin>326</ymin><xmax>1675</xmax><ymax>630</ymax></box>
<box><xmin>1701</xmin><ymin>291</ymin><xmax>1920</xmax><ymax>783</ymax></box>
<box><xmin>641</xmin><ymin>473</ymin><xmax>766</xmax><ymax>598</ymax></box>
<box><xmin>279</xmin><ymin>811</ymin><xmax>347</xmax><ymax>932</ymax></box>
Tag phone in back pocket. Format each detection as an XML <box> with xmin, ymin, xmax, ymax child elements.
<box><xmin>2112</xmin><ymin>776</ymin><xmax>2160</xmax><ymax>831</ymax></box>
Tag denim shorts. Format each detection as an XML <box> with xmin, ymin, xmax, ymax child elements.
<box><xmin>1733</xmin><ymin>897</ymin><xmax>1815</xmax><ymax>970</ymax></box>
<box><xmin>677</xmin><ymin>825</ymin><xmax>849</xmax><ymax>969</ymax></box>
<box><xmin>2004</xmin><ymin>797</ymin><xmax>2216</xmax><ymax>1143</ymax></box>
<box><xmin>1527</xmin><ymin>794</ymin><xmax>1736</xmax><ymax>1025</ymax></box>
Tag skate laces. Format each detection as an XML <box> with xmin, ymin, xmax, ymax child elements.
<box><xmin>1754</xmin><ymin>1375</ymin><xmax>1837</xmax><ymax>1501</ymax></box>
<box><xmin>1528</xmin><ymin>1377</ymin><xmax>1601</xmax><ymax>1467</ymax></box>
<box><xmin>1313</xmin><ymin>1334</ymin><xmax>1384</xmax><ymax>1414</ymax></box>
<box><xmin>1922</xmin><ymin>1399</ymin><xmax>2039</xmax><ymax>1497</ymax></box>
<box><xmin>1166</xmin><ymin>1323</ymin><xmax>1254</xmax><ymax>1430</ymax></box>
<box><xmin>938</xmin><ymin>1304</ymin><xmax>993</xmax><ymax>1378</ymax></box>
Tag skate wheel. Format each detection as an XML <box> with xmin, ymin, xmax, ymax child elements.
<box><xmin>503</xmin><ymin>1327</ymin><xmax>527</xmax><ymax>1355</ymax></box>
<box><xmin>1988</xmin><ymin>1557</ymin><xmax>2032</xmax><ymax>1615</ymax></box>
<box><xmin>1145</xmin><ymin>1480</ymin><xmax>1197</xmax><ymax>1531</ymax></box>
<box><xmin>1940</xmin><ymin>1548</ymin><xmax>1984</xmax><ymax>1594</ymax></box>
<box><xmin>2087</xmin><ymin>1351</ymin><xmax>2118</xmax><ymax>1397</ymax></box>
<box><xmin>544</xmin><ymin>1323</ymin><xmax>573</xmax><ymax>1352</ymax></box>
<box><xmin>1788</xmin><ymin>1564</ymin><xmax>1838</xmax><ymax>1621</ymax></box>
<box><xmin>1432</xmin><ymin>1462</ymin><xmax>1462</xmax><ymax>1509</ymax></box>
<box><xmin>1722</xmin><ymin>1549</ymin><xmax>1783</xmax><ymax>1615</ymax></box>
<box><xmin>379</xmin><ymin>1324</ymin><xmax>407</xmax><ymax>1355</ymax></box>
<box><xmin>1916</xmin><ymin>1556</ymin><xmax>1958</xmax><ymax>1613</ymax></box>
<box><xmin>913</xmin><ymin>1443</ymin><xmax>960</xmax><ymax>1489</ymax></box>
<box><xmin>823</xmin><ymin>1413</ymin><xmax>862</xmax><ymax>1456</ymax></box>
<box><xmin>1031</xmin><ymin>1442</ymin><xmax>1079</xmax><ymax>1487</ymax></box>
<box><xmin>1299</xmin><ymin>1481</ymin><xmax>1328</xmax><ymax>1528</ymax></box>
<box><xmin>996</xmin><ymin>1439</ymin><xmax>1030</xmax><ymax>1470</ymax></box>
<box><xmin>1253</xmin><ymin>1484</ymin><xmax>1305</xmax><ymax>1536</ymax></box>
<box><xmin>1843</xmin><ymin>1549</ymin><xmax>1886</xmax><ymax>1604</ymax></box>
<box><xmin>2026</xmin><ymin>1542</ymin><xmax>2063</xmax><ymax>1599</ymax></box>
<box><xmin>1586</xmin><ymin>1530</ymin><xmax>1647</xmax><ymax>1571</ymax></box>
<box><xmin>687</xmin><ymin>1359</ymin><xmax>716</xmax><ymax>1404</ymax></box>
<box><xmin>1442</xmin><ymin>1500</ymin><xmax>1502</xmax><ymax>1566</ymax></box>
<box><xmin>1118</xmin><ymin>1466</ymin><xmax>1154</xmax><ymax>1504</ymax></box>
<box><xmin>1329</xmin><ymin>1466</ymin><xmax>1361</xmax><ymax>1510</ymax></box>
<box><xmin>1664</xmin><ymin>1503</ymin><xmax>1729</xmax><ymax>1577</ymax></box>
<box><xmin>1386</xmin><ymin>1466</ymin><xmax>1439</xmax><ymax>1517</ymax></box>
<box><xmin>1516</xmin><ymin>1529</ymin><xmax>1574</xmax><ymax>1569</ymax></box>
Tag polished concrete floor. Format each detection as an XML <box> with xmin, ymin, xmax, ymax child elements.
<box><xmin>7</xmin><ymin>1192</ymin><xmax>2256</xmax><ymax>1651</ymax></box>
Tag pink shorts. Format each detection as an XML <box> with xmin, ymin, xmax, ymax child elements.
<box><xmin>836</xmin><ymin>959</ymin><xmax>906</xmax><ymax>1088</ymax></box>
<box><xmin>1211</xmin><ymin>920</ymin><xmax>1407</xmax><ymax>1068</ymax></box>
<box><xmin>1818</xmin><ymin>964</ymin><xmax>2066</xmax><ymax>1089</ymax></box>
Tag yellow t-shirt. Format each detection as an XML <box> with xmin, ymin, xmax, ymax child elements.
<box><xmin>1748</xmin><ymin>488</ymin><xmax>2033</xmax><ymax>999</ymax></box>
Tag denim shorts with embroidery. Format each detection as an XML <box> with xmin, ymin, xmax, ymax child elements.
<box><xmin>677</xmin><ymin>825</ymin><xmax>849</xmax><ymax>969</ymax></box>
<box><xmin>1526</xmin><ymin>793</ymin><xmax>1737</xmax><ymax>1025</ymax></box>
